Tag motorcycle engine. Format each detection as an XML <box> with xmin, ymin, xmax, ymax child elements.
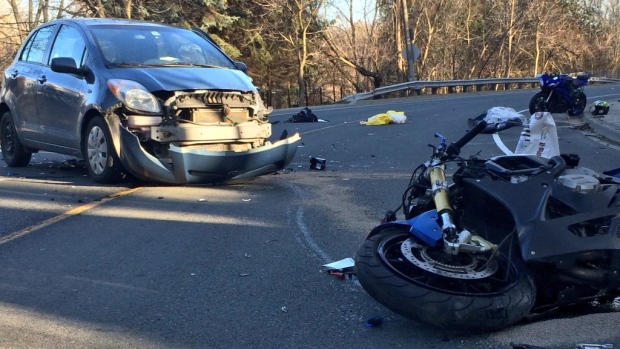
<box><xmin>557</xmin><ymin>173</ymin><xmax>601</xmax><ymax>193</ymax></box>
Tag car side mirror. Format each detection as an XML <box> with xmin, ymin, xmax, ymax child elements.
<box><xmin>234</xmin><ymin>61</ymin><xmax>248</xmax><ymax>75</ymax></box>
<box><xmin>51</xmin><ymin>57</ymin><xmax>83</xmax><ymax>76</ymax></box>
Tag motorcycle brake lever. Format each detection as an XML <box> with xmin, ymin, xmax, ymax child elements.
<box><xmin>434</xmin><ymin>133</ymin><xmax>447</xmax><ymax>154</ymax></box>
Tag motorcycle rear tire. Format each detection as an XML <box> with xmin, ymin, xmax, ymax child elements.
<box><xmin>567</xmin><ymin>91</ymin><xmax>587</xmax><ymax>116</ymax></box>
<box><xmin>355</xmin><ymin>227</ymin><xmax>536</xmax><ymax>332</ymax></box>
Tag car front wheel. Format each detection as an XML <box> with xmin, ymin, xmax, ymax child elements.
<box><xmin>1</xmin><ymin>111</ymin><xmax>32</xmax><ymax>167</ymax></box>
<box><xmin>83</xmin><ymin>116</ymin><xmax>124</xmax><ymax>183</ymax></box>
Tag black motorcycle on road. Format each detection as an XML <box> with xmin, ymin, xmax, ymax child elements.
<box><xmin>355</xmin><ymin>121</ymin><xmax>620</xmax><ymax>331</ymax></box>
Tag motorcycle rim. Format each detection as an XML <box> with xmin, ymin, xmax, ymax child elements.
<box><xmin>568</xmin><ymin>91</ymin><xmax>587</xmax><ymax>116</ymax></box>
<box><xmin>377</xmin><ymin>232</ymin><xmax>521</xmax><ymax>296</ymax></box>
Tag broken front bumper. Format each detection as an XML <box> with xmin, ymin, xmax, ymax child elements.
<box><xmin>119</xmin><ymin>126</ymin><xmax>301</xmax><ymax>184</ymax></box>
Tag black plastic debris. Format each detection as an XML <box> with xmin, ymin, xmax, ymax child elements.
<box><xmin>603</xmin><ymin>167</ymin><xmax>620</xmax><ymax>178</ymax></box>
<box><xmin>511</xmin><ymin>344</ymin><xmax>547</xmax><ymax>349</ymax></box>
<box><xmin>381</xmin><ymin>210</ymin><xmax>397</xmax><ymax>223</ymax></box>
<box><xmin>364</xmin><ymin>316</ymin><xmax>383</xmax><ymax>328</ymax></box>
<box><xmin>287</xmin><ymin>107</ymin><xmax>318</xmax><ymax>123</ymax></box>
<box><xmin>310</xmin><ymin>157</ymin><xmax>326</xmax><ymax>170</ymax></box>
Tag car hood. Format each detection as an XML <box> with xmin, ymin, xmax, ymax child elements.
<box><xmin>108</xmin><ymin>66</ymin><xmax>256</xmax><ymax>92</ymax></box>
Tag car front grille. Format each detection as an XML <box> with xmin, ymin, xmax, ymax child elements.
<box><xmin>191</xmin><ymin>107</ymin><xmax>249</xmax><ymax>124</ymax></box>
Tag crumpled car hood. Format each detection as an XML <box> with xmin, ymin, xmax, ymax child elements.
<box><xmin>108</xmin><ymin>66</ymin><xmax>256</xmax><ymax>92</ymax></box>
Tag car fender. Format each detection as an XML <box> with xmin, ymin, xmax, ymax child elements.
<box><xmin>97</xmin><ymin>102</ymin><xmax>124</xmax><ymax>159</ymax></box>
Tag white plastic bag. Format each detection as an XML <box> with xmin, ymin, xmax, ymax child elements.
<box><xmin>484</xmin><ymin>107</ymin><xmax>527</xmax><ymax>125</ymax></box>
<box><xmin>514</xmin><ymin>112</ymin><xmax>560</xmax><ymax>158</ymax></box>
<box><xmin>387</xmin><ymin>110</ymin><xmax>407</xmax><ymax>124</ymax></box>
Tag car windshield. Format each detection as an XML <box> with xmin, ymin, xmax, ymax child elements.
<box><xmin>90</xmin><ymin>25</ymin><xmax>236</xmax><ymax>68</ymax></box>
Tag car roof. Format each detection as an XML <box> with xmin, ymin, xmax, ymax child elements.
<box><xmin>46</xmin><ymin>17</ymin><xmax>177</xmax><ymax>29</ymax></box>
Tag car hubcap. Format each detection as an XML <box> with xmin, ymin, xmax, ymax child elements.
<box><xmin>87</xmin><ymin>126</ymin><xmax>108</xmax><ymax>175</ymax></box>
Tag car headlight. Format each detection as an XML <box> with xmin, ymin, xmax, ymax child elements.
<box><xmin>107</xmin><ymin>79</ymin><xmax>161</xmax><ymax>113</ymax></box>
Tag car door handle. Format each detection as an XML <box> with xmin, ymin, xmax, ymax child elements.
<box><xmin>37</xmin><ymin>75</ymin><xmax>47</xmax><ymax>84</ymax></box>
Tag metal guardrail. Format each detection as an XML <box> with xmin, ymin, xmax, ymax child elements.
<box><xmin>340</xmin><ymin>76</ymin><xmax>620</xmax><ymax>103</ymax></box>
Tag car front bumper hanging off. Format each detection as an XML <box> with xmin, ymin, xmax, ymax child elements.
<box><xmin>119</xmin><ymin>126</ymin><xmax>301</xmax><ymax>184</ymax></box>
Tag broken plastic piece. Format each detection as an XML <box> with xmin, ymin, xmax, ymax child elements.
<box><xmin>323</xmin><ymin>258</ymin><xmax>355</xmax><ymax>270</ymax></box>
<box><xmin>328</xmin><ymin>270</ymin><xmax>346</xmax><ymax>279</ymax></box>
<box><xmin>310</xmin><ymin>157</ymin><xmax>326</xmax><ymax>170</ymax></box>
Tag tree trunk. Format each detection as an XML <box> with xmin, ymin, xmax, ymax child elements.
<box><xmin>297</xmin><ymin>72</ymin><xmax>306</xmax><ymax>107</ymax></box>
<box><xmin>8</xmin><ymin>0</ymin><xmax>23</xmax><ymax>41</ymax></box>
<box><xmin>393</xmin><ymin>0</ymin><xmax>405</xmax><ymax>83</ymax></box>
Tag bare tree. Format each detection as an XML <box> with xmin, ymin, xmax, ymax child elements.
<box><xmin>254</xmin><ymin>0</ymin><xmax>327</xmax><ymax>106</ymax></box>
<box><xmin>320</xmin><ymin>21</ymin><xmax>386</xmax><ymax>91</ymax></box>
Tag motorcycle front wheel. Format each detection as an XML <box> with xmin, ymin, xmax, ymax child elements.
<box><xmin>355</xmin><ymin>227</ymin><xmax>535</xmax><ymax>331</ymax></box>
<box><xmin>529</xmin><ymin>91</ymin><xmax>551</xmax><ymax>115</ymax></box>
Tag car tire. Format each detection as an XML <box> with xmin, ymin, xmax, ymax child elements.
<box><xmin>83</xmin><ymin>116</ymin><xmax>124</xmax><ymax>183</ymax></box>
<box><xmin>1</xmin><ymin>111</ymin><xmax>32</xmax><ymax>167</ymax></box>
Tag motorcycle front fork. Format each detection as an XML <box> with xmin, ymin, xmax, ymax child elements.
<box><xmin>428</xmin><ymin>163</ymin><xmax>495</xmax><ymax>255</ymax></box>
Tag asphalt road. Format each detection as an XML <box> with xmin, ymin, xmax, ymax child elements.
<box><xmin>1</xmin><ymin>86</ymin><xmax>620</xmax><ymax>349</ymax></box>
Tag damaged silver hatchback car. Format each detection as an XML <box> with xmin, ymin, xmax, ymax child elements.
<box><xmin>0</xmin><ymin>18</ymin><xmax>300</xmax><ymax>184</ymax></box>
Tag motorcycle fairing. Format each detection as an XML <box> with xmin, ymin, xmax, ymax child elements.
<box><xmin>525</xmin><ymin>183</ymin><xmax>620</xmax><ymax>262</ymax></box>
<box><xmin>408</xmin><ymin>210</ymin><xmax>443</xmax><ymax>247</ymax></box>
<box><xmin>365</xmin><ymin>210</ymin><xmax>443</xmax><ymax>247</ymax></box>
<box><xmin>462</xmin><ymin>173</ymin><xmax>620</xmax><ymax>262</ymax></box>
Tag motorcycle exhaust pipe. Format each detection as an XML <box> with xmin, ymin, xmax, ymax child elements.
<box><xmin>576</xmin><ymin>250</ymin><xmax>609</xmax><ymax>262</ymax></box>
<box><xmin>557</xmin><ymin>267</ymin><xmax>608</xmax><ymax>287</ymax></box>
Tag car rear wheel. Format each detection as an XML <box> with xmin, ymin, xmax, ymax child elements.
<box><xmin>83</xmin><ymin>117</ymin><xmax>124</xmax><ymax>183</ymax></box>
<box><xmin>1</xmin><ymin>111</ymin><xmax>32</xmax><ymax>167</ymax></box>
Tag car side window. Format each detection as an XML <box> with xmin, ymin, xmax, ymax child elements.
<box><xmin>48</xmin><ymin>25</ymin><xmax>87</xmax><ymax>67</ymax></box>
<box><xmin>19</xmin><ymin>25</ymin><xmax>57</xmax><ymax>64</ymax></box>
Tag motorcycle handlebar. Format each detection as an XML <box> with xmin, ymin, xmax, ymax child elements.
<box><xmin>548</xmin><ymin>155</ymin><xmax>567</xmax><ymax>178</ymax></box>
<box><xmin>446</xmin><ymin>120</ymin><xmax>488</xmax><ymax>157</ymax></box>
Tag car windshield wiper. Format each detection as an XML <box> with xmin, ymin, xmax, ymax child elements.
<box><xmin>109</xmin><ymin>62</ymin><xmax>227</xmax><ymax>68</ymax></box>
<box><xmin>108</xmin><ymin>63</ymin><xmax>148</xmax><ymax>67</ymax></box>
<box><xmin>149</xmin><ymin>62</ymin><xmax>224</xmax><ymax>68</ymax></box>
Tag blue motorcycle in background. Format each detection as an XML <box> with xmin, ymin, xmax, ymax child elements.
<box><xmin>528</xmin><ymin>73</ymin><xmax>591</xmax><ymax>116</ymax></box>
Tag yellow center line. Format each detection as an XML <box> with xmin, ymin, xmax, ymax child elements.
<box><xmin>0</xmin><ymin>186</ymin><xmax>143</xmax><ymax>245</ymax></box>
